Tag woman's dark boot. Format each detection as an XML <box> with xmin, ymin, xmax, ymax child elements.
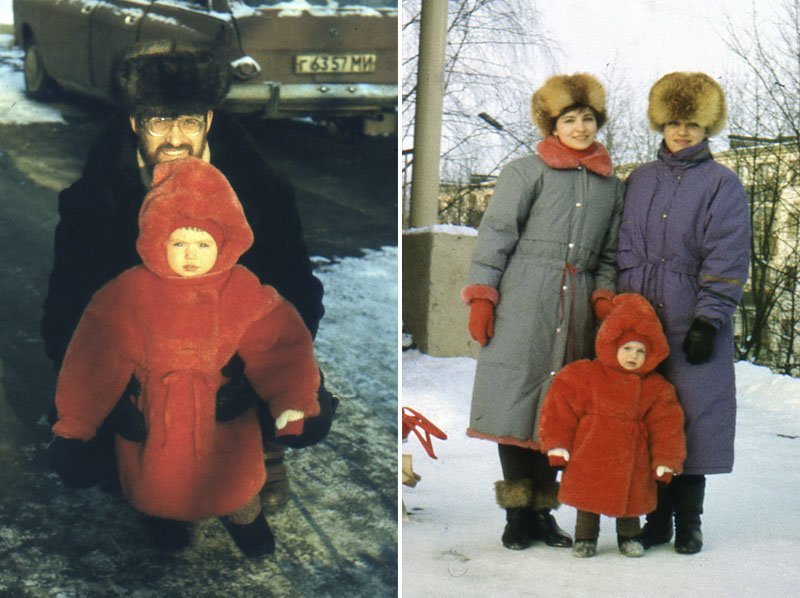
<box><xmin>223</xmin><ymin>512</ymin><xmax>276</xmax><ymax>558</ymax></box>
<box><xmin>501</xmin><ymin>507</ymin><xmax>532</xmax><ymax>550</ymax></box>
<box><xmin>641</xmin><ymin>482</ymin><xmax>674</xmax><ymax>549</ymax></box>
<box><xmin>673</xmin><ymin>475</ymin><xmax>705</xmax><ymax>554</ymax></box>
<box><xmin>496</xmin><ymin>480</ymin><xmax>534</xmax><ymax>550</ymax></box>
<box><xmin>527</xmin><ymin>509</ymin><xmax>573</xmax><ymax>548</ymax></box>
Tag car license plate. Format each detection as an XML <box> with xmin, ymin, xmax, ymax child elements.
<box><xmin>294</xmin><ymin>53</ymin><xmax>377</xmax><ymax>74</ymax></box>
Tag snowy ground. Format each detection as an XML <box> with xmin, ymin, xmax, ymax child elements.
<box><xmin>0</xmin><ymin>34</ymin><xmax>64</xmax><ymax>125</ymax></box>
<box><xmin>401</xmin><ymin>351</ymin><xmax>800</xmax><ymax>597</ymax></box>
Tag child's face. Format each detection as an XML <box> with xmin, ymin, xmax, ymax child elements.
<box><xmin>166</xmin><ymin>227</ymin><xmax>218</xmax><ymax>277</ymax></box>
<box><xmin>617</xmin><ymin>341</ymin><xmax>647</xmax><ymax>371</ymax></box>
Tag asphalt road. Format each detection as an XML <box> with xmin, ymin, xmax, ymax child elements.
<box><xmin>0</xmin><ymin>95</ymin><xmax>398</xmax><ymax>596</ymax></box>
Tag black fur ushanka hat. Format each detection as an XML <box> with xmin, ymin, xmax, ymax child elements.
<box><xmin>113</xmin><ymin>40</ymin><xmax>232</xmax><ymax>119</ymax></box>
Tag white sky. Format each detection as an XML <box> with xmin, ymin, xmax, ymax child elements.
<box><xmin>539</xmin><ymin>0</ymin><xmax>760</xmax><ymax>88</ymax></box>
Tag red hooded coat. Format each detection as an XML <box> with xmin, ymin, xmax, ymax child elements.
<box><xmin>53</xmin><ymin>157</ymin><xmax>320</xmax><ymax>521</ymax></box>
<box><xmin>538</xmin><ymin>294</ymin><xmax>686</xmax><ymax>517</ymax></box>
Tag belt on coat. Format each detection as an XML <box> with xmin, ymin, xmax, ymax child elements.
<box><xmin>155</xmin><ymin>369</ymin><xmax>217</xmax><ymax>454</ymax></box>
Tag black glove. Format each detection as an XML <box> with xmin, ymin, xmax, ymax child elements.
<box><xmin>109</xmin><ymin>375</ymin><xmax>147</xmax><ymax>442</ymax></box>
<box><xmin>48</xmin><ymin>436</ymin><xmax>108</xmax><ymax>488</ymax></box>
<box><xmin>216</xmin><ymin>354</ymin><xmax>259</xmax><ymax>422</ymax></box>
<box><xmin>273</xmin><ymin>371</ymin><xmax>340</xmax><ymax>449</ymax></box>
<box><xmin>682</xmin><ymin>318</ymin><xmax>716</xmax><ymax>365</ymax></box>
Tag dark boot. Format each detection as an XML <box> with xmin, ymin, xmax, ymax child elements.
<box><xmin>527</xmin><ymin>509</ymin><xmax>573</xmax><ymax>548</ymax></box>
<box><xmin>223</xmin><ymin>513</ymin><xmax>276</xmax><ymax>558</ymax></box>
<box><xmin>501</xmin><ymin>507</ymin><xmax>532</xmax><ymax>550</ymax></box>
<box><xmin>641</xmin><ymin>482</ymin><xmax>674</xmax><ymax>549</ymax></box>
<box><xmin>496</xmin><ymin>479</ymin><xmax>534</xmax><ymax>550</ymax></box>
<box><xmin>144</xmin><ymin>517</ymin><xmax>193</xmax><ymax>552</ymax></box>
<box><xmin>673</xmin><ymin>475</ymin><xmax>705</xmax><ymax>555</ymax></box>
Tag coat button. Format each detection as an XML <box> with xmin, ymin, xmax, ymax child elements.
<box><xmin>568</xmin><ymin>243</ymin><xmax>575</xmax><ymax>248</ymax></box>
<box><xmin>562</xmin><ymin>285</ymin><xmax>568</xmax><ymax>291</ymax></box>
<box><xmin>550</xmin><ymin>371</ymin><xmax>556</xmax><ymax>376</ymax></box>
<box><xmin>662</xmin><ymin>213</ymin><xmax>668</xmax><ymax>219</ymax></box>
<box><xmin>657</xmin><ymin>303</ymin><xmax>664</xmax><ymax>308</ymax></box>
<box><xmin>576</xmin><ymin>202</ymin><xmax>583</xmax><ymax>207</ymax></box>
<box><xmin>556</xmin><ymin>327</ymin><xmax>562</xmax><ymax>333</ymax></box>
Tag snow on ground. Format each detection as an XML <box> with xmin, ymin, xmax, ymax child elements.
<box><xmin>402</xmin><ymin>352</ymin><xmax>800</xmax><ymax>597</ymax></box>
<box><xmin>0</xmin><ymin>34</ymin><xmax>64</xmax><ymax>125</ymax></box>
<box><xmin>314</xmin><ymin>246</ymin><xmax>398</xmax><ymax>418</ymax></box>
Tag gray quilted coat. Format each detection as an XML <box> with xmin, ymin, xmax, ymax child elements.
<box><xmin>467</xmin><ymin>151</ymin><xmax>625</xmax><ymax>448</ymax></box>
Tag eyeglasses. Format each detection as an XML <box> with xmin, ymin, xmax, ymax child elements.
<box><xmin>141</xmin><ymin>116</ymin><xmax>206</xmax><ymax>137</ymax></box>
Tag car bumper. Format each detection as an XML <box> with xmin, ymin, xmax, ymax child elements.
<box><xmin>225</xmin><ymin>82</ymin><xmax>397</xmax><ymax>116</ymax></box>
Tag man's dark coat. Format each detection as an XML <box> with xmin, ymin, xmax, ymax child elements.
<box><xmin>42</xmin><ymin>110</ymin><xmax>324</xmax><ymax>368</ymax></box>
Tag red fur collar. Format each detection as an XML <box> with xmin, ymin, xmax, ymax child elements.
<box><xmin>537</xmin><ymin>136</ymin><xmax>613</xmax><ymax>176</ymax></box>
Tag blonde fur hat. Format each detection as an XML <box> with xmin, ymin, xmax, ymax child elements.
<box><xmin>647</xmin><ymin>72</ymin><xmax>726</xmax><ymax>137</ymax></box>
<box><xmin>531</xmin><ymin>73</ymin><xmax>607</xmax><ymax>137</ymax></box>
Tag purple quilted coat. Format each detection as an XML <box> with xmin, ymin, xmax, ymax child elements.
<box><xmin>618</xmin><ymin>140</ymin><xmax>750</xmax><ymax>474</ymax></box>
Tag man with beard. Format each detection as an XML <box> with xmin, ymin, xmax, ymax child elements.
<box><xmin>42</xmin><ymin>40</ymin><xmax>332</xmax><ymax>518</ymax></box>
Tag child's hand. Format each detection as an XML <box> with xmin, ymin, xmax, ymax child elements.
<box><xmin>275</xmin><ymin>409</ymin><xmax>305</xmax><ymax>432</ymax></box>
<box><xmin>547</xmin><ymin>448</ymin><xmax>570</xmax><ymax>468</ymax></box>
<box><xmin>655</xmin><ymin>465</ymin><xmax>673</xmax><ymax>483</ymax></box>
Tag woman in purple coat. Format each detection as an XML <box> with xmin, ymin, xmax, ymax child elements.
<box><xmin>618</xmin><ymin>72</ymin><xmax>750</xmax><ymax>555</ymax></box>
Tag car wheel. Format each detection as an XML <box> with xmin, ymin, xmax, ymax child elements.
<box><xmin>24</xmin><ymin>42</ymin><xmax>58</xmax><ymax>100</ymax></box>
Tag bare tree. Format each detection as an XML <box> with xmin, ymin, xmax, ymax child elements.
<box><xmin>596</xmin><ymin>56</ymin><xmax>661</xmax><ymax>168</ymax></box>
<box><xmin>724</xmin><ymin>0</ymin><xmax>800</xmax><ymax>374</ymax></box>
<box><xmin>402</xmin><ymin>0</ymin><xmax>555</xmax><ymax>201</ymax></box>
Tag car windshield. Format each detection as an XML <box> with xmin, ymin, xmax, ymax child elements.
<box><xmin>239</xmin><ymin>0</ymin><xmax>397</xmax><ymax>7</ymax></box>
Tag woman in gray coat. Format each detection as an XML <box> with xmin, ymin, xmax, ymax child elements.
<box><xmin>619</xmin><ymin>72</ymin><xmax>750</xmax><ymax>555</ymax></box>
<box><xmin>462</xmin><ymin>73</ymin><xmax>625</xmax><ymax>551</ymax></box>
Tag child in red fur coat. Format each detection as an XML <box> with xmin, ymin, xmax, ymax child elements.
<box><xmin>51</xmin><ymin>157</ymin><xmax>320</xmax><ymax>557</ymax></box>
<box><xmin>538</xmin><ymin>293</ymin><xmax>686</xmax><ymax>558</ymax></box>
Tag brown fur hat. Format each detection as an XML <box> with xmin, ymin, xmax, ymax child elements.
<box><xmin>647</xmin><ymin>72</ymin><xmax>726</xmax><ymax>136</ymax></box>
<box><xmin>531</xmin><ymin>73</ymin><xmax>607</xmax><ymax>137</ymax></box>
<box><xmin>113</xmin><ymin>40</ymin><xmax>231</xmax><ymax>119</ymax></box>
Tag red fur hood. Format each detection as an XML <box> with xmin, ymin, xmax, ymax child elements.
<box><xmin>595</xmin><ymin>293</ymin><xmax>669</xmax><ymax>374</ymax></box>
<box><xmin>136</xmin><ymin>157</ymin><xmax>254</xmax><ymax>278</ymax></box>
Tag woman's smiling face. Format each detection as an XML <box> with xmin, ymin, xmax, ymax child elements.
<box><xmin>553</xmin><ymin>107</ymin><xmax>598</xmax><ymax>150</ymax></box>
<box><xmin>663</xmin><ymin>120</ymin><xmax>706</xmax><ymax>153</ymax></box>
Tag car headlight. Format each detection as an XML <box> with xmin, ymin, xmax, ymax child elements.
<box><xmin>230</xmin><ymin>56</ymin><xmax>261</xmax><ymax>80</ymax></box>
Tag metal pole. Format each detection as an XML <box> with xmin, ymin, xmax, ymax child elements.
<box><xmin>408</xmin><ymin>0</ymin><xmax>448</xmax><ymax>228</ymax></box>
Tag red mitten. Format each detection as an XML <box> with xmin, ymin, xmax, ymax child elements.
<box><xmin>591</xmin><ymin>288</ymin><xmax>616</xmax><ymax>321</ymax></box>
<box><xmin>468</xmin><ymin>298</ymin><xmax>495</xmax><ymax>346</ymax></box>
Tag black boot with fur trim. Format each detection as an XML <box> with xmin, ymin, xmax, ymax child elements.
<box><xmin>496</xmin><ymin>479</ymin><xmax>535</xmax><ymax>550</ymax></box>
<box><xmin>524</xmin><ymin>481</ymin><xmax>572</xmax><ymax>547</ymax></box>
<box><xmin>496</xmin><ymin>480</ymin><xmax>572</xmax><ymax>549</ymax></box>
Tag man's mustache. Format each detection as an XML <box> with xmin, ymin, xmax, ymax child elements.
<box><xmin>158</xmin><ymin>143</ymin><xmax>194</xmax><ymax>154</ymax></box>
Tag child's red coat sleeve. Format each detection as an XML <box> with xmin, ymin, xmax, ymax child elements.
<box><xmin>644</xmin><ymin>377</ymin><xmax>687</xmax><ymax>475</ymax></box>
<box><xmin>53</xmin><ymin>286</ymin><xmax>138</xmax><ymax>441</ymax></box>
<box><xmin>238</xmin><ymin>295</ymin><xmax>321</xmax><ymax>436</ymax></box>
<box><xmin>538</xmin><ymin>363</ymin><xmax>588</xmax><ymax>453</ymax></box>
